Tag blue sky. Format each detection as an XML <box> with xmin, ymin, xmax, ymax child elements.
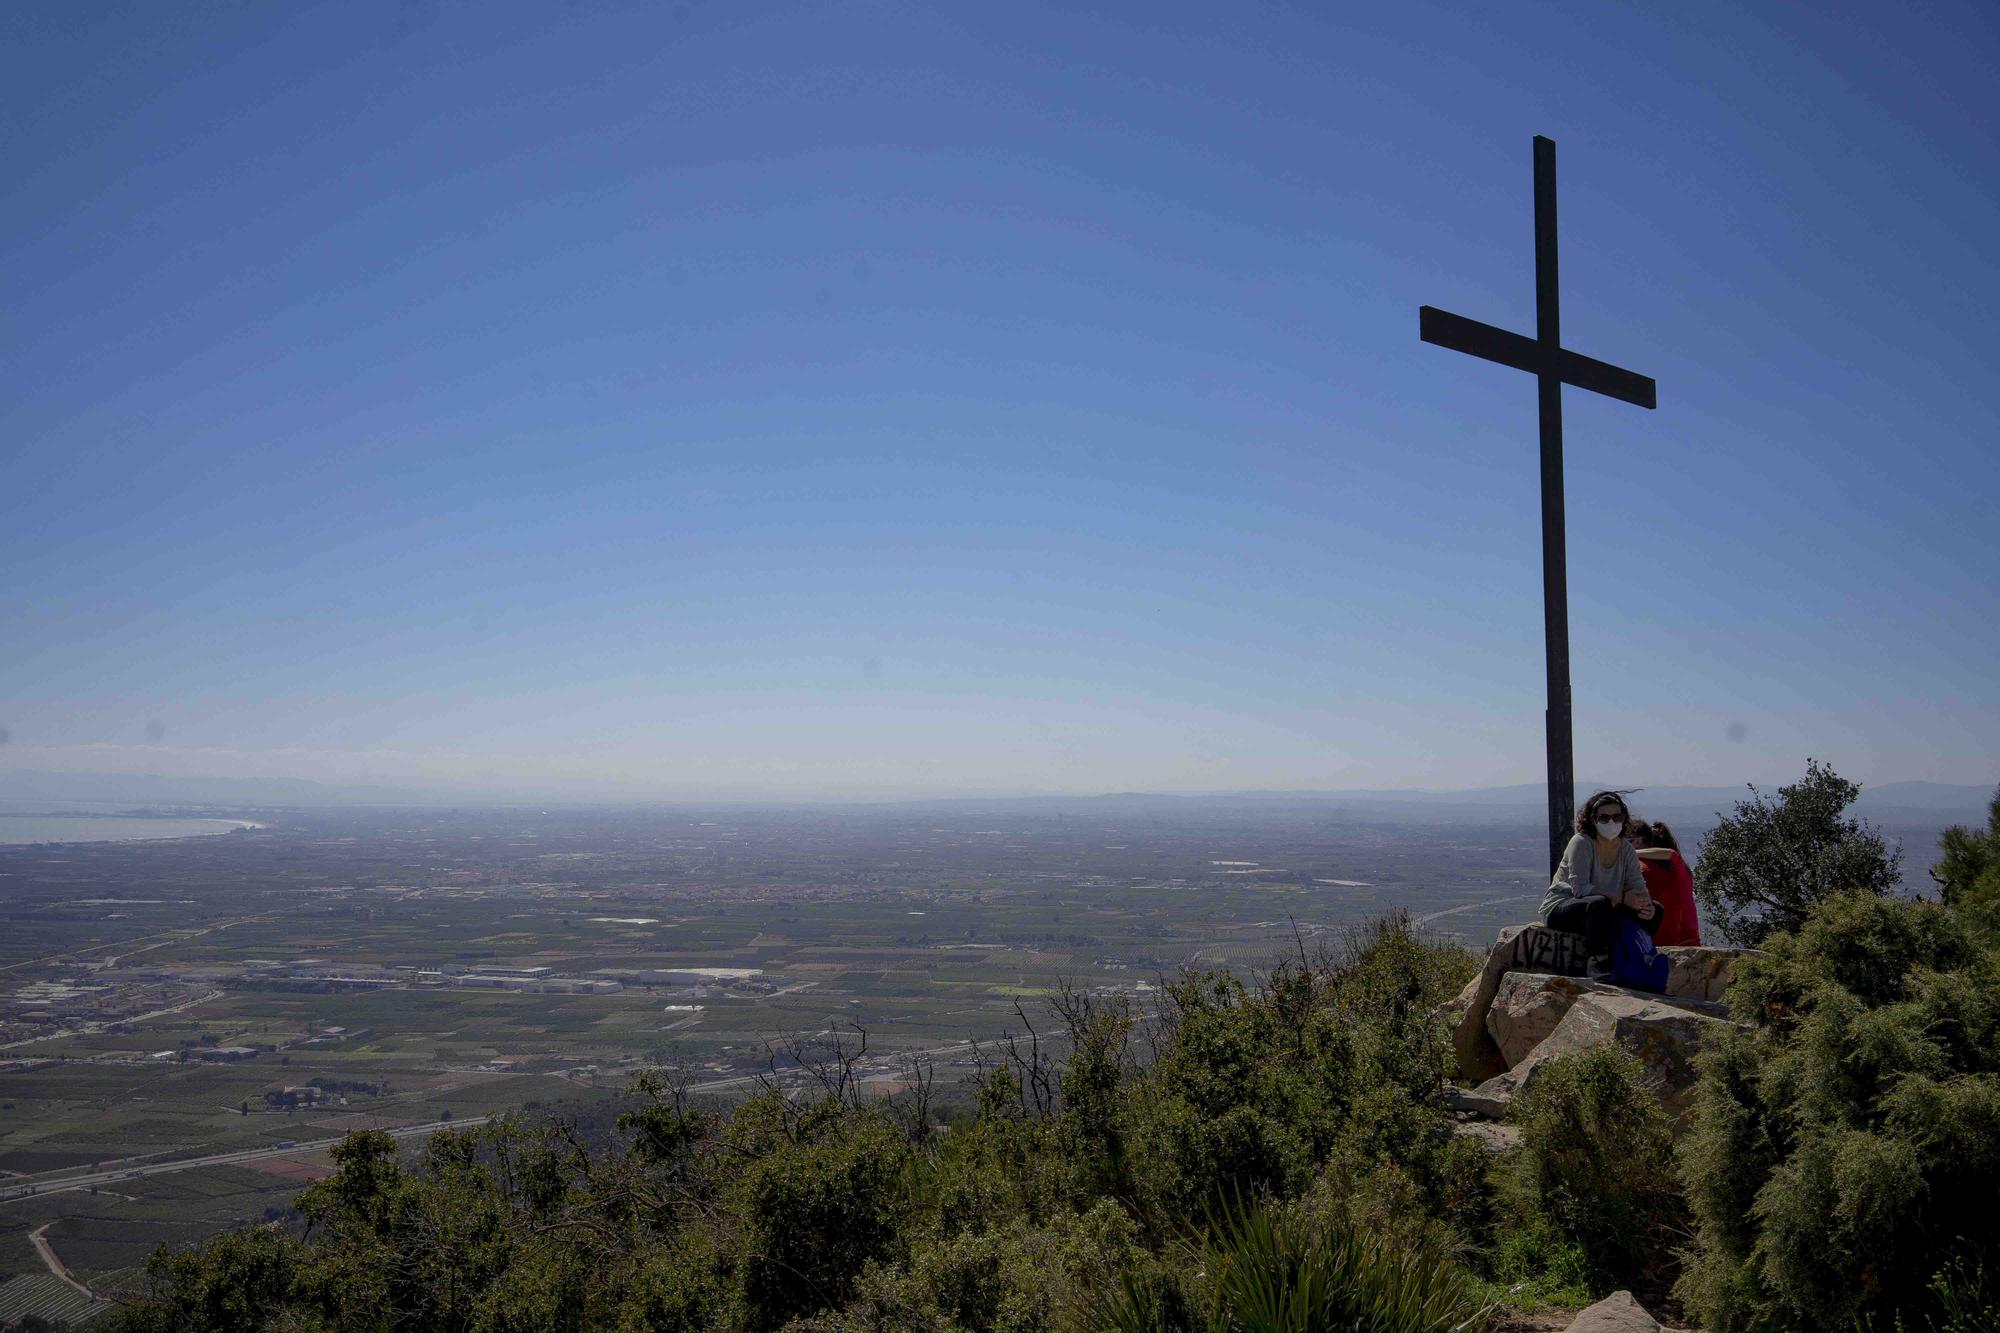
<box><xmin>2</xmin><ymin>0</ymin><xmax>1995</xmax><ymax>797</ymax></box>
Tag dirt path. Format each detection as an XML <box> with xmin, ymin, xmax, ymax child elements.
<box><xmin>29</xmin><ymin>1222</ymin><xmax>94</xmax><ymax>1300</ymax></box>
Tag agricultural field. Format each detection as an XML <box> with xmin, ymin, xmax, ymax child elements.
<box><xmin>1</xmin><ymin>792</ymin><xmax>1803</xmax><ymax>1306</ymax></box>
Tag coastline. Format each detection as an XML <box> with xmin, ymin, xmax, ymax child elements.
<box><xmin>0</xmin><ymin>815</ymin><xmax>267</xmax><ymax>846</ymax></box>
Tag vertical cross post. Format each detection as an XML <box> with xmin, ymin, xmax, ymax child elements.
<box><xmin>1418</xmin><ymin>135</ymin><xmax>1656</xmax><ymax>882</ymax></box>
<box><xmin>1533</xmin><ymin>136</ymin><xmax>1573</xmax><ymax>879</ymax></box>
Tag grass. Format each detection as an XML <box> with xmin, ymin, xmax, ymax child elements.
<box><xmin>1089</xmin><ymin>1197</ymin><xmax>1498</xmax><ymax>1333</ymax></box>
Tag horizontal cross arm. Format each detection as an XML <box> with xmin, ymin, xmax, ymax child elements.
<box><xmin>1419</xmin><ymin>306</ymin><xmax>1656</xmax><ymax>409</ymax></box>
<box><xmin>1420</xmin><ymin>305</ymin><xmax>1543</xmax><ymax>376</ymax></box>
<box><xmin>1559</xmin><ymin>346</ymin><xmax>1655</xmax><ymax>410</ymax></box>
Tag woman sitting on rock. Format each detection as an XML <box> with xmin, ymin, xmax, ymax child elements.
<box><xmin>1630</xmin><ymin>818</ymin><xmax>1701</xmax><ymax>946</ymax></box>
<box><xmin>1540</xmin><ymin>790</ymin><xmax>1661</xmax><ymax>960</ymax></box>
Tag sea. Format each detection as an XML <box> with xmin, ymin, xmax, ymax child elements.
<box><xmin>0</xmin><ymin>814</ymin><xmax>255</xmax><ymax>845</ymax></box>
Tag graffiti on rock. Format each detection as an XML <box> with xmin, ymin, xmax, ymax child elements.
<box><xmin>1508</xmin><ymin>926</ymin><xmax>1590</xmax><ymax>977</ymax></box>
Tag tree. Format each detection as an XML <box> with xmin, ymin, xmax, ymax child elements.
<box><xmin>108</xmin><ymin>1226</ymin><xmax>299</xmax><ymax>1333</ymax></box>
<box><xmin>736</xmin><ymin>1113</ymin><xmax>908</xmax><ymax>1329</ymax></box>
<box><xmin>1933</xmin><ymin>786</ymin><xmax>2000</xmax><ymax>913</ymax></box>
<box><xmin>1694</xmin><ymin>758</ymin><xmax>1902</xmax><ymax>946</ymax></box>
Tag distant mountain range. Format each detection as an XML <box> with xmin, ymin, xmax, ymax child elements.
<box><xmin>0</xmin><ymin>767</ymin><xmax>1989</xmax><ymax>820</ymax></box>
<box><xmin>1205</xmin><ymin>780</ymin><xmax>1996</xmax><ymax>816</ymax></box>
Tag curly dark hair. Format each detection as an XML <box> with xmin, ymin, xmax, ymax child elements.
<box><xmin>1576</xmin><ymin>789</ymin><xmax>1635</xmax><ymax>838</ymax></box>
<box><xmin>1629</xmin><ymin>818</ymin><xmax>1680</xmax><ymax>853</ymax></box>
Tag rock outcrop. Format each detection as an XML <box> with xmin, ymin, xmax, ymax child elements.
<box><xmin>1659</xmin><ymin>945</ymin><xmax>1742</xmax><ymax>1004</ymax></box>
<box><xmin>1446</xmin><ymin>923</ymin><xmax>1593</xmax><ymax>1082</ymax></box>
<box><xmin>1445</xmin><ymin>924</ymin><xmax>1756</xmax><ymax>1127</ymax></box>
<box><xmin>1485</xmin><ymin>970</ymin><xmax>1588</xmax><ymax>1067</ymax></box>
<box><xmin>1447</xmin><ymin>1117</ymin><xmax>1522</xmax><ymax>1153</ymax></box>
<box><xmin>1564</xmin><ymin>1290</ymin><xmax>1687</xmax><ymax>1332</ymax></box>
<box><xmin>1474</xmin><ymin>986</ymin><xmax>1733</xmax><ymax>1119</ymax></box>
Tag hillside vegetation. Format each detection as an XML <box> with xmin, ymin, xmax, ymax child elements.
<box><xmin>98</xmin><ymin>789</ymin><xmax>2000</xmax><ymax>1333</ymax></box>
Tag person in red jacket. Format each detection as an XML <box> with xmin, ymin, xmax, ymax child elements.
<box><xmin>1630</xmin><ymin>819</ymin><xmax>1701</xmax><ymax>946</ymax></box>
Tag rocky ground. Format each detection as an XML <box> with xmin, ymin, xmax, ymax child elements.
<box><xmin>1441</xmin><ymin>924</ymin><xmax>1757</xmax><ymax>1332</ymax></box>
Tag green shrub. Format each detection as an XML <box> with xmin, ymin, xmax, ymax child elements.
<box><xmin>835</xmin><ymin>1200</ymin><xmax>1151</xmax><ymax>1333</ymax></box>
<box><xmin>1495</xmin><ymin>1044</ymin><xmax>1679</xmax><ymax>1294</ymax></box>
<box><xmin>1907</xmin><ymin>1258</ymin><xmax>2000</xmax><ymax>1333</ymax></box>
<box><xmin>1678</xmin><ymin>892</ymin><xmax>2000</xmax><ymax>1332</ymax></box>
<box><xmin>1695</xmin><ymin>758</ymin><xmax>1903</xmax><ymax>945</ymax></box>
<box><xmin>104</xmin><ymin>914</ymin><xmax>1504</xmax><ymax>1333</ymax></box>
<box><xmin>1933</xmin><ymin>786</ymin><xmax>2000</xmax><ymax>914</ymax></box>
<box><xmin>611</xmin><ymin>1225</ymin><xmax>732</xmax><ymax>1333</ymax></box>
<box><xmin>1123</xmin><ymin>918</ymin><xmax>1470</xmax><ymax>1227</ymax></box>
<box><xmin>107</xmin><ymin>1225</ymin><xmax>300</xmax><ymax>1333</ymax></box>
<box><xmin>737</xmin><ymin>1113</ymin><xmax>911</xmax><ymax>1330</ymax></box>
<box><xmin>1084</xmin><ymin>1195</ymin><xmax>1494</xmax><ymax>1333</ymax></box>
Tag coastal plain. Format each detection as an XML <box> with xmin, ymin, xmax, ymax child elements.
<box><xmin>0</xmin><ymin>795</ymin><xmax>1957</xmax><ymax>1304</ymax></box>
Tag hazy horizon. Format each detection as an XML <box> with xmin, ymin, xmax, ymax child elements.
<box><xmin>1</xmin><ymin>757</ymin><xmax>1990</xmax><ymax>812</ymax></box>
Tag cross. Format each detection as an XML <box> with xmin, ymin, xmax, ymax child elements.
<box><xmin>1419</xmin><ymin>135</ymin><xmax>1657</xmax><ymax>878</ymax></box>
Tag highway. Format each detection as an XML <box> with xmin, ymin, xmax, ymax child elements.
<box><xmin>0</xmin><ymin>1116</ymin><xmax>490</xmax><ymax>1204</ymax></box>
<box><xmin>1</xmin><ymin>1024</ymin><xmax>1082</xmax><ymax>1205</ymax></box>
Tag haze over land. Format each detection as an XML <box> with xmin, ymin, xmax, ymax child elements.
<box><xmin>0</xmin><ymin>766</ymin><xmax>1990</xmax><ymax>822</ymax></box>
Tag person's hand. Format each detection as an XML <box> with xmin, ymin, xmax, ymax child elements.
<box><xmin>1635</xmin><ymin>899</ymin><xmax>1659</xmax><ymax>921</ymax></box>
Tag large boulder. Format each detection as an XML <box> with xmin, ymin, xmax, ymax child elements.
<box><xmin>1658</xmin><ymin>945</ymin><xmax>1748</xmax><ymax>1004</ymax></box>
<box><xmin>1487</xmin><ymin>972</ymin><xmax>1735</xmax><ymax>1068</ymax></box>
<box><xmin>1447</xmin><ymin>923</ymin><xmax>1592</xmax><ymax>1081</ymax></box>
<box><xmin>1446</xmin><ymin>923</ymin><xmax>1756</xmax><ymax>1082</ymax></box>
<box><xmin>1475</xmin><ymin>988</ymin><xmax>1733</xmax><ymax>1119</ymax></box>
<box><xmin>1486</xmin><ymin>971</ymin><xmax>1590</xmax><ymax>1067</ymax></box>
<box><xmin>1565</xmin><ymin>1290</ymin><xmax>1687</xmax><ymax>1332</ymax></box>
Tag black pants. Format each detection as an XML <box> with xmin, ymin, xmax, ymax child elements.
<box><xmin>1546</xmin><ymin>894</ymin><xmax>1664</xmax><ymax>957</ymax></box>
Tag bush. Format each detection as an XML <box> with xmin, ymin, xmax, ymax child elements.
<box><xmin>1086</xmin><ymin>1195</ymin><xmax>1494</xmax><ymax>1333</ymax></box>
<box><xmin>1677</xmin><ymin>892</ymin><xmax>2000</xmax><ymax>1332</ymax></box>
<box><xmin>837</xmin><ymin>1200</ymin><xmax>1151</xmax><ymax>1333</ymax></box>
<box><xmin>1123</xmin><ymin>917</ymin><xmax>1469</xmax><ymax>1228</ymax></box>
<box><xmin>1695</xmin><ymin>758</ymin><xmax>1903</xmax><ymax>946</ymax></box>
<box><xmin>1495</xmin><ymin>1044</ymin><xmax>1680</xmax><ymax>1295</ymax></box>
<box><xmin>1905</xmin><ymin>1258</ymin><xmax>2000</xmax><ymax>1333</ymax></box>
<box><xmin>736</xmin><ymin>1113</ymin><xmax>910</xmax><ymax>1330</ymax></box>
<box><xmin>105</xmin><ymin>915</ymin><xmax>1503</xmax><ymax>1333</ymax></box>
<box><xmin>1933</xmin><ymin>786</ymin><xmax>2000</xmax><ymax>913</ymax></box>
<box><xmin>614</xmin><ymin>1226</ymin><xmax>732</xmax><ymax>1333</ymax></box>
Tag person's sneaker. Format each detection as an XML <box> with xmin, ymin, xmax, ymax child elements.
<box><xmin>1586</xmin><ymin>955</ymin><xmax>1614</xmax><ymax>979</ymax></box>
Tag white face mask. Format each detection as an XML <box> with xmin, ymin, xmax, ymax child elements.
<box><xmin>1595</xmin><ymin>819</ymin><xmax>1624</xmax><ymax>841</ymax></box>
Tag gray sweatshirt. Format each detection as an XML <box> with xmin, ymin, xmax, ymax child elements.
<box><xmin>1540</xmin><ymin>834</ymin><xmax>1652</xmax><ymax>922</ymax></box>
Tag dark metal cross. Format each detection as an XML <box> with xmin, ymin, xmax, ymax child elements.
<box><xmin>1419</xmin><ymin>135</ymin><xmax>1657</xmax><ymax>878</ymax></box>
